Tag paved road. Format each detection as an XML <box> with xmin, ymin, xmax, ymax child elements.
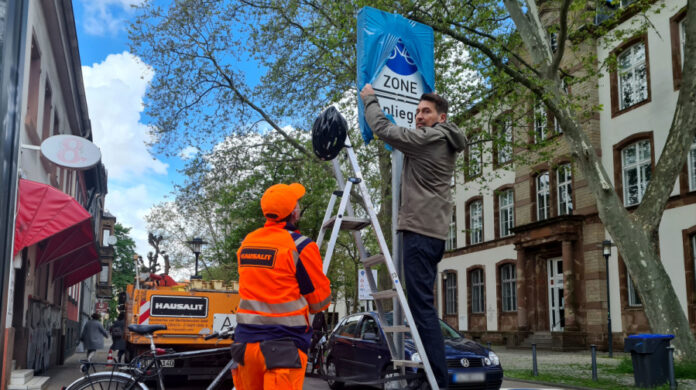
<box><xmin>301</xmin><ymin>375</ymin><xmax>569</xmax><ymax>389</ymax></box>
<box><xmin>46</xmin><ymin>348</ymin><xmax>569</xmax><ymax>390</ymax></box>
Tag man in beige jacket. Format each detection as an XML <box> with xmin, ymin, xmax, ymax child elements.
<box><xmin>360</xmin><ymin>84</ymin><xmax>467</xmax><ymax>389</ymax></box>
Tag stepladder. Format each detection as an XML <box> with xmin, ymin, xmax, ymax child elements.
<box><xmin>316</xmin><ymin>135</ymin><xmax>439</xmax><ymax>390</ymax></box>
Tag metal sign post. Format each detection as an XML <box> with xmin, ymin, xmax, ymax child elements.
<box><xmin>356</xmin><ymin>6</ymin><xmax>435</xmax><ymax>385</ymax></box>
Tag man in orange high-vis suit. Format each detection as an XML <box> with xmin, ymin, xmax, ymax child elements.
<box><xmin>231</xmin><ymin>182</ymin><xmax>332</xmax><ymax>390</ymax></box>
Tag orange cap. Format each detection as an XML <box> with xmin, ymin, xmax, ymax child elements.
<box><xmin>260</xmin><ymin>183</ymin><xmax>306</xmax><ymax>221</ymax></box>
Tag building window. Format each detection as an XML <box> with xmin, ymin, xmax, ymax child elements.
<box><xmin>557</xmin><ymin>164</ymin><xmax>573</xmax><ymax>216</ymax></box>
<box><xmin>494</xmin><ymin>117</ymin><xmax>513</xmax><ymax>166</ymax></box>
<box><xmin>499</xmin><ymin>189</ymin><xmax>514</xmax><ymax>237</ymax></box>
<box><xmin>444</xmin><ymin>272</ymin><xmax>457</xmax><ymax>316</ymax></box>
<box><xmin>670</xmin><ymin>11</ymin><xmax>687</xmax><ymax>90</ymax></box>
<box><xmin>628</xmin><ymin>275</ymin><xmax>642</xmax><ymax>307</ymax></box>
<box><xmin>617</xmin><ymin>41</ymin><xmax>648</xmax><ymax>111</ymax></box>
<box><xmin>446</xmin><ymin>207</ymin><xmax>457</xmax><ymax>251</ymax></box>
<box><xmin>99</xmin><ymin>265</ymin><xmax>109</xmax><ymax>284</ymax></box>
<box><xmin>680</xmin><ymin>19</ymin><xmax>686</xmax><ymax>69</ymax></box>
<box><xmin>501</xmin><ymin>264</ymin><xmax>517</xmax><ymax>312</ymax></box>
<box><xmin>536</xmin><ymin>172</ymin><xmax>550</xmax><ymax>220</ymax></box>
<box><xmin>471</xmin><ymin>268</ymin><xmax>485</xmax><ymax>314</ymax></box>
<box><xmin>549</xmin><ymin>31</ymin><xmax>558</xmax><ymax>53</ymax></box>
<box><xmin>534</xmin><ymin>101</ymin><xmax>547</xmax><ymax>143</ymax></box>
<box><xmin>622</xmin><ymin>140</ymin><xmax>651</xmax><ymax>206</ymax></box>
<box><xmin>470</xmin><ymin>200</ymin><xmax>483</xmax><ymax>244</ymax></box>
<box><xmin>692</xmin><ymin>234</ymin><xmax>696</xmax><ymax>287</ymax></box>
<box><xmin>689</xmin><ymin>137</ymin><xmax>696</xmax><ymax>192</ymax></box>
<box><xmin>552</xmin><ymin>80</ymin><xmax>568</xmax><ymax>134</ymax></box>
<box><xmin>467</xmin><ymin>132</ymin><xmax>484</xmax><ymax>179</ymax></box>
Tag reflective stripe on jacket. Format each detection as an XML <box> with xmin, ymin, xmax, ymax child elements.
<box><xmin>235</xmin><ymin>221</ymin><xmax>331</xmax><ymax>351</ymax></box>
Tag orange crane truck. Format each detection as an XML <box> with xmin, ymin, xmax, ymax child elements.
<box><xmin>124</xmin><ymin>279</ymin><xmax>240</xmax><ymax>381</ymax></box>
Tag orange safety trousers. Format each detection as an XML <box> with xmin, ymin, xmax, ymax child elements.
<box><xmin>231</xmin><ymin>342</ymin><xmax>308</xmax><ymax>390</ymax></box>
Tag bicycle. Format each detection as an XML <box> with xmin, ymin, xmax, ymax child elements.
<box><xmin>63</xmin><ymin>324</ymin><xmax>236</xmax><ymax>390</ymax></box>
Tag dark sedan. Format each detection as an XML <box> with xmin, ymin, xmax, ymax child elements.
<box><xmin>322</xmin><ymin>312</ymin><xmax>503</xmax><ymax>389</ymax></box>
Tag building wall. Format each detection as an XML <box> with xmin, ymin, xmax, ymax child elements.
<box><xmin>441</xmin><ymin>0</ymin><xmax>696</xmax><ymax>349</ymax></box>
<box><xmin>9</xmin><ymin>0</ymin><xmax>105</xmax><ymax>373</ymax></box>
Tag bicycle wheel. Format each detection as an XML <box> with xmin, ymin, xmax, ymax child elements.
<box><xmin>65</xmin><ymin>372</ymin><xmax>148</xmax><ymax>390</ymax></box>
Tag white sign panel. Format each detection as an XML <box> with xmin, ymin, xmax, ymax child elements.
<box><xmin>358</xmin><ymin>269</ymin><xmax>379</xmax><ymax>300</ymax></box>
<box><xmin>212</xmin><ymin>313</ymin><xmax>237</xmax><ymax>333</ymax></box>
<box><xmin>41</xmin><ymin>134</ymin><xmax>101</xmax><ymax>170</ymax></box>
<box><xmin>372</xmin><ymin>42</ymin><xmax>425</xmax><ymax>129</ymax></box>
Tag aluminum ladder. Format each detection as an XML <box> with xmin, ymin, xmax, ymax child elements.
<box><xmin>316</xmin><ymin>135</ymin><xmax>439</xmax><ymax>390</ymax></box>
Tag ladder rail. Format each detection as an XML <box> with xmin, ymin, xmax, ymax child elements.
<box><xmin>343</xmin><ymin>138</ymin><xmax>439</xmax><ymax>389</ymax></box>
<box><xmin>318</xmin><ymin>136</ymin><xmax>440</xmax><ymax>390</ymax></box>
<box><xmin>322</xmin><ymin>181</ymin><xmax>353</xmax><ymax>275</ymax></box>
<box><xmin>330</xmin><ymin>158</ymin><xmax>397</xmax><ymax>354</ymax></box>
<box><xmin>316</xmin><ymin>192</ymin><xmax>339</xmax><ymax>248</ymax></box>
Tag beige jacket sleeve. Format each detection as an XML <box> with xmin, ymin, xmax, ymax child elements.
<box><xmin>363</xmin><ymin>94</ymin><xmax>442</xmax><ymax>156</ymax></box>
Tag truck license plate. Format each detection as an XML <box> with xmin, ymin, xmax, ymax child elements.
<box><xmin>453</xmin><ymin>372</ymin><xmax>485</xmax><ymax>383</ymax></box>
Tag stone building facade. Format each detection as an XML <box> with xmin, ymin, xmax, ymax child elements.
<box><xmin>437</xmin><ymin>0</ymin><xmax>696</xmax><ymax>351</ymax></box>
<box><xmin>1</xmin><ymin>1</ymin><xmax>111</xmax><ymax>386</ymax></box>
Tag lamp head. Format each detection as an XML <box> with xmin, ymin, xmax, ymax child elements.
<box><xmin>187</xmin><ymin>237</ymin><xmax>208</xmax><ymax>255</ymax></box>
<box><xmin>602</xmin><ymin>240</ymin><xmax>612</xmax><ymax>256</ymax></box>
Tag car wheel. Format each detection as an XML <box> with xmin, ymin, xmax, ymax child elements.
<box><xmin>381</xmin><ymin>368</ymin><xmax>408</xmax><ymax>390</ymax></box>
<box><xmin>326</xmin><ymin>359</ymin><xmax>344</xmax><ymax>390</ymax></box>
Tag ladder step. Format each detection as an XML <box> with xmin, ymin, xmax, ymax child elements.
<box><xmin>371</xmin><ymin>289</ymin><xmax>397</xmax><ymax>300</ymax></box>
<box><xmin>362</xmin><ymin>254</ymin><xmax>385</xmax><ymax>267</ymax></box>
<box><xmin>392</xmin><ymin>359</ymin><xmax>423</xmax><ymax>368</ymax></box>
<box><xmin>322</xmin><ymin>216</ymin><xmax>371</xmax><ymax>231</ymax></box>
<box><xmin>383</xmin><ymin>325</ymin><xmax>410</xmax><ymax>333</ymax></box>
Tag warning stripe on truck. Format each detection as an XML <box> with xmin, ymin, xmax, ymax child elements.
<box><xmin>139</xmin><ymin>300</ymin><xmax>150</xmax><ymax>324</ymax></box>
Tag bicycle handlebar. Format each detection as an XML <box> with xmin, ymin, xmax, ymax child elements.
<box><xmin>203</xmin><ymin>326</ymin><xmax>234</xmax><ymax>341</ymax></box>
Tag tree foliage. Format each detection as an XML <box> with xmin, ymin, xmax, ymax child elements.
<box><xmin>108</xmin><ymin>223</ymin><xmax>137</xmax><ymax>319</ymax></box>
<box><xmin>131</xmin><ymin>0</ymin><xmax>696</xmax><ymax>358</ymax></box>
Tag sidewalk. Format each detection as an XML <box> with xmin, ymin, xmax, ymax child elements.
<box><xmin>43</xmin><ymin>347</ymin><xmax>110</xmax><ymax>390</ymax></box>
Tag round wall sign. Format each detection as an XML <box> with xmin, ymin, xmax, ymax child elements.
<box><xmin>40</xmin><ymin>134</ymin><xmax>102</xmax><ymax>170</ymax></box>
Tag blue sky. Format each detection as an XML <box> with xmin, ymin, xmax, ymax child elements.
<box><xmin>72</xmin><ymin>0</ymin><xmax>190</xmax><ymax>256</ymax></box>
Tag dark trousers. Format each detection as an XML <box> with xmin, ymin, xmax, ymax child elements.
<box><xmin>403</xmin><ymin>231</ymin><xmax>447</xmax><ymax>389</ymax></box>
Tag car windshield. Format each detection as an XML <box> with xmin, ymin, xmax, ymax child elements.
<box><xmin>383</xmin><ymin>312</ymin><xmax>463</xmax><ymax>341</ymax></box>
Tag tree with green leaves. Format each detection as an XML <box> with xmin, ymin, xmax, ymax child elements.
<box><xmin>131</xmin><ymin>0</ymin><xmax>696</xmax><ymax>359</ymax></box>
<box><xmin>108</xmin><ymin>223</ymin><xmax>137</xmax><ymax>319</ymax></box>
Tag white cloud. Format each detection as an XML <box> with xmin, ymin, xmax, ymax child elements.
<box><xmin>179</xmin><ymin>146</ymin><xmax>199</xmax><ymax>160</ymax></box>
<box><xmin>106</xmin><ymin>183</ymin><xmax>170</xmax><ymax>256</ymax></box>
<box><xmin>82</xmin><ymin>51</ymin><xmax>168</xmax><ymax>180</ymax></box>
<box><xmin>83</xmin><ymin>51</ymin><xmax>171</xmax><ymax>256</ymax></box>
<box><xmin>80</xmin><ymin>0</ymin><xmax>144</xmax><ymax>36</ymax></box>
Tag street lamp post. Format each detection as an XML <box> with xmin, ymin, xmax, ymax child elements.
<box><xmin>187</xmin><ymin>237</ymin><xmax>208</xmax><ymax>279</ymax></box>
<box><xmin>602</xmin><ymin>239</ymin><xmax>613</xmax><ymax>358</ymax></box>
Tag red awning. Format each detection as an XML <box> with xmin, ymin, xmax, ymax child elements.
<box><xmin>14</xmin><ymin>179</ymin><xmax>101</xmax><ymax>286</ymax></box>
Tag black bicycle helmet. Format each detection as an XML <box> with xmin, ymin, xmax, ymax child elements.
<box><xmin>312</xmin><ymin>106</ymin><xmax>348</xmax><ymax>161</ymax></box>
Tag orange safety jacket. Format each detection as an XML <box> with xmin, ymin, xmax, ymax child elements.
<box><xmin>234</xmin><ymin>220</ymin><xmax>331</xmax><ymax>352</ymax></box>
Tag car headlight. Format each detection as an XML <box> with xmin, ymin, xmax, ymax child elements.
<box><xmin>411</xmin><ymin>352</ymin><xmax>422</xmax><ymax>362</ymax></box>
<box><xmin>488</xmin><ymin>351</ymin><xmax>500</xmax><ymax>366</ymax></box>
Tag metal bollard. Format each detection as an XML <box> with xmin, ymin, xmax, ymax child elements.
<box><xmin>532</xmin><ymin>343</ymin><xmax>538</xmax><ymax>376</ymax></box>
<box><xmin>667</xmin><ymin>346</ymin><xmax>676</xmax><ymax>390</ymax></box>
<box><xmin>487</xmin><ymin>342</ymin><xmax>491</xmax><ymax>350</ymax></box>
<box><xmin>591</xmin><ymin>344</ymin><xmax>598</xmax><ymax>381</ymax></box>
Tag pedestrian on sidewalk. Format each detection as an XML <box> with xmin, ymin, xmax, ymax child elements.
<box><xmin>109</xmin><ymin>312</ymin><xmax>127</xmax><ymax>363</ymax></box>
<box><xmin>81</xmin><ymin>313</ymin><xmax>109</xmax><ymax>361</ymax></box>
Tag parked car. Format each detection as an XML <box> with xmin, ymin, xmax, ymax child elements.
<box><xmin>322</xmin><ymin>312</ymin><xmax>503</xmax><ymax>389</ymax></box>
